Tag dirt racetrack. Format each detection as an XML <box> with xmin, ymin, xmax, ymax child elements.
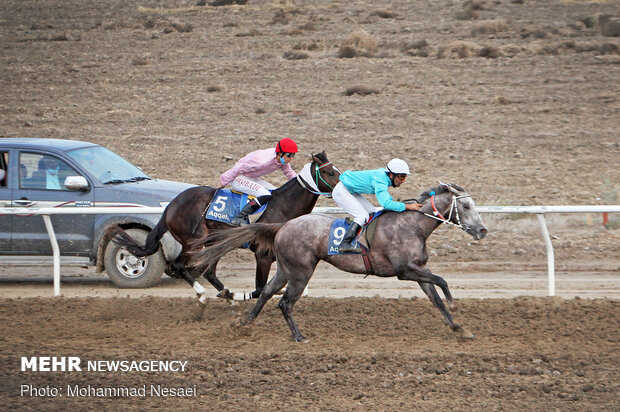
<box><xmin>0</xmin><ymin>296</ymin><xmax>617</xmax><ymax>411</ymax></box>
<box><xmin>1</xmin><ymin>0</ymin><xmax>619</xmax><ymax>410</ymax></box>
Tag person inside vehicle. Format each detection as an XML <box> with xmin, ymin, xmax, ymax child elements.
<box><xmin>19</xmin><ymin>163</ymin><xmax>27</xmax><ymax>183</ymax></box>
<box><xmin>29</xmin><ymin>157</ymin><xmax>63</xmax><ymax>189</ymax></box>
<box><xmin>42</xmin><ymin>157</ymin><xmax>62</xmax><ymax>189</ymax></box>
<box><xmin>0</xmin><ymin>152</ymin><xmax>6</xmax><ymax>187</ymax></box>
<box><xmin>218</xmin><ymin>138</ymin><xmax>299</xmax><ymax>226</ymax></box>
<box><xmin>331</xmin><ymin>158</ymin><xmax>423</xmax><ymax>253</ymax></box>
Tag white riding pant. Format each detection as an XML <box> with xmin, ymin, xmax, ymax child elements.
<box><xmin>230</xmin><ymin>175</ymin><xmax>275</xmax><ymax>198</ymax></box>
<box><xmin>332</xmin><ymin>181</ymin><xmax>377</xmax><ymax>226</ymax></box>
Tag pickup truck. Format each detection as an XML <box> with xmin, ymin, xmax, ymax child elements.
<box><xmin>0</xmin><ymin>138</ymin><xmax>195</xmax><ymax>287</ymax></box>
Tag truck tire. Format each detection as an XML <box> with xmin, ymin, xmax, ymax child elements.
<box><xmin>103</xmin><ymin>228</ymin><xmax>165</xmax><ymax>288</ymax></box>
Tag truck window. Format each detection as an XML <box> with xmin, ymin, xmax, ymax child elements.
<box><xmin>19</xmin><ymin>152</ymin><xmax>79</xmax><ymax>191</ymax></box>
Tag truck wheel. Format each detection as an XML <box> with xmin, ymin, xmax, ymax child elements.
<box><xmin>103</xmin><ymin>228</ymin><xmax>165</xmax><ymax>288</ymax></box>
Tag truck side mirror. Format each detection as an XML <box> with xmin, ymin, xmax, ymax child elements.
<box><xmin>64</xmin><ymin>176</ymin><xmax>90</xmax><ymax>192</ymax></box>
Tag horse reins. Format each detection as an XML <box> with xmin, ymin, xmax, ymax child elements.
<box><xmin>416</xmin><ymin>191</ymin><xmax>472</xmax><ymax>232</ymax></box>
<box><xmin>192</xmin><ymin>190</ymin><xmax>217</xmax><ymax>235</ymax></box>
<box><xmin>360</xmin><ymin>190</ymin><xmax>471</xmax><ymax>276</ymax></box>
<box><xmin>297</xmin><ymin>160</ymin><xmax>336</xmax><ymax>198</ymax></box>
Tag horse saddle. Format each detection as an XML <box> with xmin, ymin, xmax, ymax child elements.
<box><xmin>327</xmin><ymin>211</ymin><xmax>384</xmax><ymax>256</ymax></box>
<box><xmin>205</xmin><ymin>189</ymin><xmax>267</xmax><ymax>225</ymax></box>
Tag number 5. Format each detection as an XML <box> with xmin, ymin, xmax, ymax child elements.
<box><xmin>213</xmin><ymin>195</ymin><xmax>227</xmax><ymax>212</ymax></box>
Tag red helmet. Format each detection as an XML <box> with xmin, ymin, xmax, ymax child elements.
<box><xmin>276</xmin><ymin>138</ymin><xmax>298</xmax><ymax>154</ymax></box>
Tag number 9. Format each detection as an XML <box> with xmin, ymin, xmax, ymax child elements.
<box><xmin>333</xmin><ymin>227</ymin><xmax>346</xmax><ymax>246</ymax></box>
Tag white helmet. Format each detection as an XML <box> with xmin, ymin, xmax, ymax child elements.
<box><xmin>385</xmin><ymin>158</ymin><xmax>411</xmax><ymax>175</ymax></box>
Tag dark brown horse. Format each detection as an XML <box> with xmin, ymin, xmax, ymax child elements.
<box><xmin>191</xmin><ymin>183</ymin><xmax>488</xmax><ymax>341</ymax></box>
<box><xmin>111</xmin><ymin>151</ymin><xmax>339</xmax><ymax>302</ymax></box>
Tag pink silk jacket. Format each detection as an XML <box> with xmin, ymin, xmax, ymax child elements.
<box><xmin>219</xmin><ymin>148</ymin><xmax>296</xmax><ymax>187</ymax></box>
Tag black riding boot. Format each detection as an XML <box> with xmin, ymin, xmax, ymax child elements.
<box><xmin>231</xmin><ymin>200</ymin><xmax>259</xmax><ymax>226</ymax></box>
<box><xmin>338</xmin><ymin>222</ymin><xmax>362</xmax><ymax>253</ymax></box>
<box><xmin>230</xmin><ymin>195</ymin><xmax>271</xmax><ymax>226</ymax></box>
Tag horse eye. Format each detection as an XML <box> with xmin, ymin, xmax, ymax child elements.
<box><xmin>463</xmin><ymin>204</ymin><xmax>470</xmax><ymax>210</ymax></box>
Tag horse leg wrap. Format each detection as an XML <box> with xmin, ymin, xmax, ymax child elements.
<box><xmin>233</xmin><ymin>292</ymin><xmax>253</xmax><ymax>301</ymax></box>
<box><xmin>193</xmin><ymin>282</ymin><xmax>206</xmax><ymax>296</ymax></box>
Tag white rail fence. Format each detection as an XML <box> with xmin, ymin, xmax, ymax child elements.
<box><xmin>1</xmin><ymin>205</ymin><xmax>619</xmax><ymax>297</ymax></box>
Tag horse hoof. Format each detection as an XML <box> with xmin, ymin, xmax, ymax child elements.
<box><xmin>217</xmin><ymin>289</ymin><xmax>232</xmax><ymax>300</ymax></box>
<box><xmin>294</xmin><ymin>335</ymin><xmax>309</xmax><ymax>343</ymax></box>
<box><xmin>240</xmin><ymin>316</ymin><xmax>254</xmax><ymax>326</ymax></box>
<box><xmin>457</xmin><ymin>327</ymin><xmax>475</xmax><ymax>340</ymax></box>
<box><xmin>198</xmin><ymin>294</ymin><xmax>207</xmax><ymax>305</ymax></box>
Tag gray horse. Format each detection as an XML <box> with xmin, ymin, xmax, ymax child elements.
<box><xmin>191</xmin><ymin>183</ymin><xmax>488</xmax><ymax>342</ymax></box>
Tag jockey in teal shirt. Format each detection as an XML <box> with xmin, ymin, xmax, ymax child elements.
<box><xmin>332</xmin><ymin>159</ymin><xmax>422</xmax><ymax>253</ymax></box>
<box><xmin>339</xmin><ymin>169</ymin><xmax>407</xmax><ymax>212</ymax></box>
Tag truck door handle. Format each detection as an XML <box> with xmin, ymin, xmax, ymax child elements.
<box><xmin>14</xmin><ymin>199</ymin><xmax>33</xmax><ymax>206</ymax></box>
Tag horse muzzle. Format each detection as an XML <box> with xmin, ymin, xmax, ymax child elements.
<box><xmin>465</xmin><ymin>226</ymin><xmax>488</xmax><ymax>240</ymax></box>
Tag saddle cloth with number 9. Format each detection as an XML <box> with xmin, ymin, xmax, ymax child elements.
<box><xmin>327</xmin><ymin>212</ymin><xmax>383</xmax><ymax>255</ymax></box>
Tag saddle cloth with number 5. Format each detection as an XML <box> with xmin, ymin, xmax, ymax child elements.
<box><xmin>205</xmin><ymin>189</ymin><xmax>267</xmax><ymax>225</ymax></box>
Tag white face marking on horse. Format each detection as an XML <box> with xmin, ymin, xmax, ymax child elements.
<box><xmin>456</xmin><ymin>195</ymin><xmax>488</xmax><ymax>240</ymax></box>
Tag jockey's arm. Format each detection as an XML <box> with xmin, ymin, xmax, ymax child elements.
<box><xmin>374</xmin><ymin>181</ymin><xmax>406</xmax><ymax>212</ymax></box>
<box><xmin>282</xmin><ymin>163</ymin><xmax>297</xmax><ymax>180</ymax></box>
<box><xmin>219</xmin><ymin>159</ymin><xmax>261</xmax><ymax>187</ymax></box>
<box><xmin>405</xmin><ymin>202</ymin><xmax>423</xmax><ymax>211</ymax></box>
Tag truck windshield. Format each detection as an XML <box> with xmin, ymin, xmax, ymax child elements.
<box><xmin>66</xmin><ymin>146</ymin><xmax>150</xmax><ymax>184</ymax></box>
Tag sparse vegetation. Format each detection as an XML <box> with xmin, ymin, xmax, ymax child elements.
<box><xmin>282</xmin><ymin>50</ymin><xmax>309</xmax><ymax>60</ymax></box>
<box><xmin>471</xmin><ymin>19</ymin><xmax>509</xmax><ymax>36</ymax></box>
<box><xmin>369</xmin><ymin>10</ymin><xmax>399</xmax><ymax>19</ymax></box>
<box><xmin>209</xmin><ymin>0</ymin><xmax>247</xmax><ymax>6</ymax></box>
<box><xmin>343</xmin><ymin>86</ymin><xmax>380</xmax><ymax>96</ymax></box>
<box><xmin>337</xmin><ymin>29</ymin><xmax>378</xmax><ymax>58</ymax></box>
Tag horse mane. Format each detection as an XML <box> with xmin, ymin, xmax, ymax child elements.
<box><xmin>270</xmin><ymin>175</ymin><xmax>299</xmax><ymax>195</ymax></box>
<box><xmin>417</xmin><ymin>183</ymin><xmax>465</xmax><ymax>204</ymax></box>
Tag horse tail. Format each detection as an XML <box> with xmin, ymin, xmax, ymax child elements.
<box><xmin>189</xmin><ymin>223</ymin><xmax>283</xmax><ymax>272</ymax></box>
<box><xmin>110</xmin><ymin>209</ymin><xmax>169</xmax><ymax>257</ymax></box>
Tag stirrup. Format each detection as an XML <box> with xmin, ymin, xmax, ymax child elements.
<box><xmin>230</xmin><ymin>216</ymin><xmax>247</xmax><ymax>226</ymax></box>
<box><xmin>338</xmin><ymin>242</ymin><xmax>361</xmax><ymax>253</ymax></box>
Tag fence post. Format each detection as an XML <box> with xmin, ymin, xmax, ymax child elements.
<box><xmin>536</xmin><ymin>213</ymin><xmax>555</xmax><ymax>296</ymax></box>
<box><xmin>42</xmin><ymin>214</ymin><xmax>61</xmax><ymax>297</ymax></box>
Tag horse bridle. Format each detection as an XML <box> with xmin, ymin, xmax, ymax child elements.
<box><xmin>418</xmin><ymin>191</ymin><xmax>472</xmax><ymax>232</ymax></box>
<box><xmin>297</xmin><ymin>160</ymin><xmax>337</xmax><ymax>198</ymax></box>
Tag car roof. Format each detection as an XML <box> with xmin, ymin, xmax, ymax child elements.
<box><xmin>0</xmin><ymin>138</ymin><xmax>98</xmax><ymax>151</ymax></box>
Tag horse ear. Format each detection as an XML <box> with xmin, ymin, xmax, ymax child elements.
<box><xmin>438</xmin><ymin>181</ymin><xmax>458</xmax><ymax>194</ymax></box>
<box><xmin>445</xmin><ymin>183</ymin><xmax>463</xmax><ymax>195</ymax></box>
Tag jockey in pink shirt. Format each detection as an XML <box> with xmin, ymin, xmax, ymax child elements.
<box><xmin>218</xmin><ymin>138</ymin><xmax>299</xmax><ymax>226</ymax></box>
